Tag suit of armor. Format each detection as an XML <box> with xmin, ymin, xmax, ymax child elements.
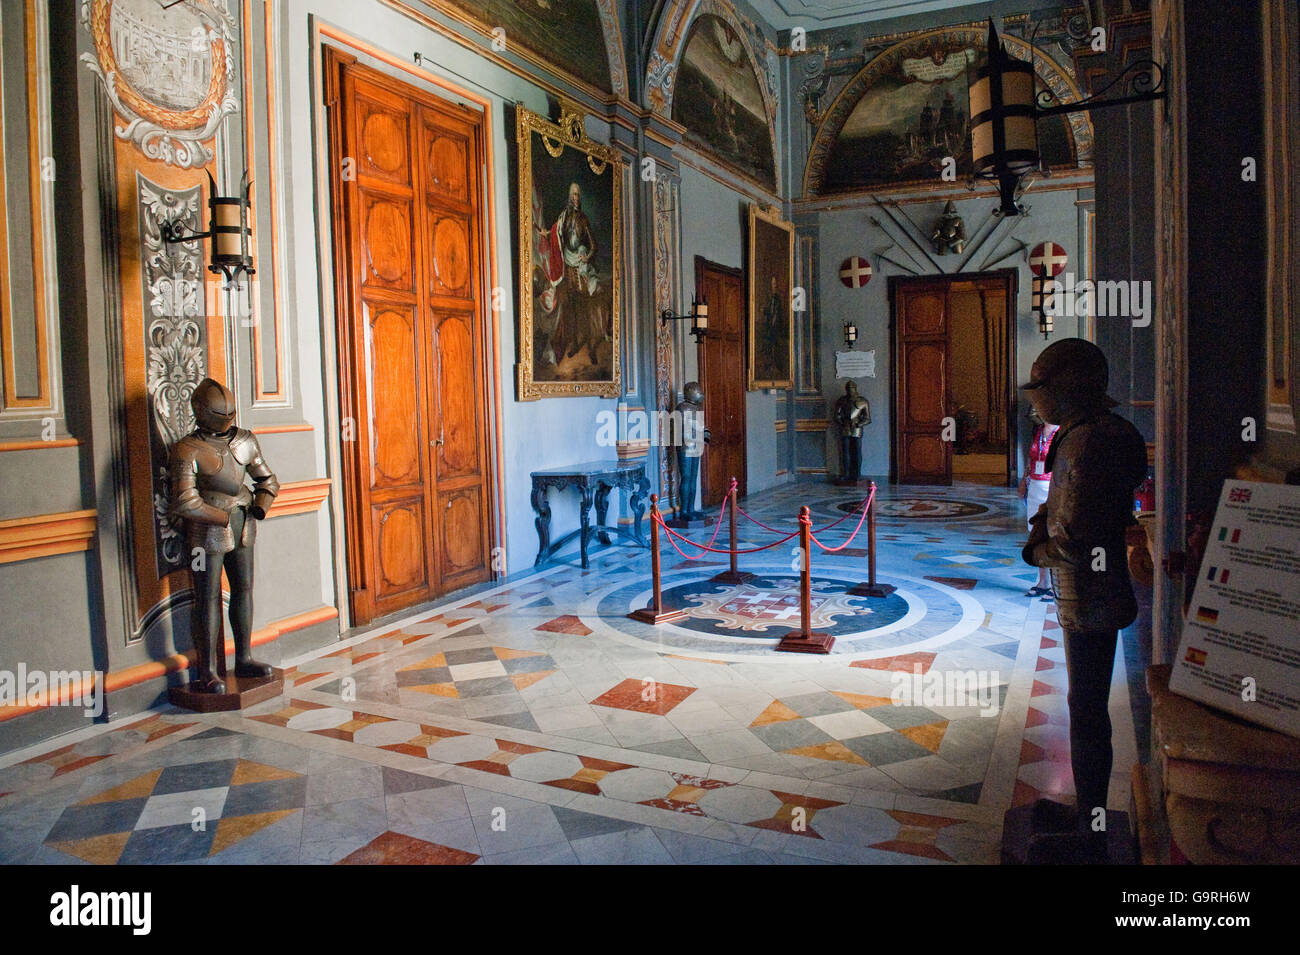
<box><xmin>1019</xmin><ymin>338</ymin><xmax>1147</xmax><ymax>863</ymax></box>
<box><xmin>674</xmin><ymin>382</ymin><xmax>709</xmax><ymax>521</ymax></box>
<box><xmin>169</xmin><ymin>378</ymin><xmax>279</xmax><ymax>694</ymax></box>
<box><xmin>835</xmin><ymin>382</ymin><xmax>871</xmax><ymax>481</ymax></box>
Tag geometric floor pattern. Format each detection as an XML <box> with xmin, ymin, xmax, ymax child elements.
<box><xmin>0</xmin><ymin>482</ymin><xmax>1141</xmax><ymax>864</ymax></box>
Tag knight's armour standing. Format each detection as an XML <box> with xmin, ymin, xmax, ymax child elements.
<box><xmin>170</xmin><ymin>378</ymin><xmax>279</xmax><ymax>693</ymax></box>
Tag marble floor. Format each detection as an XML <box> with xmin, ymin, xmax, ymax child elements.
<box><xmin>0</xmin><ymin>480</ymin><xmax>1141</xmax><ymax>865</ymax></box>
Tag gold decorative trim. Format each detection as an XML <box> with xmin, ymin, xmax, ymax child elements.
<box><xmin>266</xmin><ymin>477</ymin><xmax>331</xmax><ymax>519</ymax></box>
<box><xmin>796</xmin><ymin>418</ymin><xmax>830</xmax><ymax>431</ymax></box>
<box><xmin>0</xmin><ymin>508</ymin><xmax>96</xmax><ymax>564</ymax></box>
<box><xmin>775</xmin><ymin>419</ymin><xmax>787</xmax><ymax>433</ymax></box>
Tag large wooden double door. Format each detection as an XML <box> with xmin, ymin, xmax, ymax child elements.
<box><xmin>891</xmin><ymin>271</ymin><xmax>1017</xmax><ymax>486</ymax></box>
<box><xmin>326</xmin><ymin>51</ymin><xmax>493</xmax><ymax>625</ymax></box>
<box><xmin>695</xmin><ymin>258</ymin><xmax>746</xmax><ymax>506</ymax></box>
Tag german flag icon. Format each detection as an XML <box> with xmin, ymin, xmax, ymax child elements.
<box><xmin>1196</xmin><ymin>606</ymin><xmax>1219</xmax><ymax>624</ymax></box>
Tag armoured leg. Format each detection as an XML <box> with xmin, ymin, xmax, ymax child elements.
<box><xmin>226</xmin><ymin>509</ymin><xmax>272</xmax><ymax>680</ymax></box>
<box><xmin>190</xmin><ymin>553</ymin><xmax>227</xmax><ymax>694</ymax></box>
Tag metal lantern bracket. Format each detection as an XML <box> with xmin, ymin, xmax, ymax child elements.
<box><xmin>1035</xmin><ymin>58</ymin><xmax>1168</xmax><ymax>117</ymax></box>
<box><xmin>660</xmin><ymin>304</ymin><xmax>707</xmax><ymax>343</ymax></box>
<box><xmin>160</xmin><ymin>171</ymin><xmax>256</xmax><ymax>287</ymax></box>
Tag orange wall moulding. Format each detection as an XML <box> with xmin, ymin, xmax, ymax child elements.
<box><xmin>0</xmin><ymin>438</ymin><xmax>80</xmax><ymax>452</ymax></box>
<box><xmin>252</xmin><ymin>423</ymin><xmax>315</xmax><ymax>434</ymax></box>
<box><xmin>0</xmin><ymin>508</ymin><xmax>96</xmax><ymax>564</ymax></box>
<box><xmin>266</xmin><ymin>477</ymin><xmax>332</xmax><ymax>518</ymax></box>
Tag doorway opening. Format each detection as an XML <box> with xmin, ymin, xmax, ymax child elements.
<box><xmin>890</xmin><ymin>270</ymin><xmax>1018</xmax><ymax>487</ymax></box>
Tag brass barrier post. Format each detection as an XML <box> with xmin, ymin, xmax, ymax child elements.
<box><xmin>629</xmin><ymin>495</ymin><xmax>688</xmax><ymax>624</ymax></box>
<box><xmin>849</xmin><ymin>481</ymin><xmax>896</xmax><ymax>598</ymax></box>
<box><xmin>775</xmin><ymin>506</ymin><xmax>834</xmax><ymax>654</ymax></box>
<box><xmin>712</xmin><ymin>477</ymin><xmax>754</xmax><ymax>584</ymax></box>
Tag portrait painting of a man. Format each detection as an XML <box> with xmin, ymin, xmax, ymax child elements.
<box><xmin>747</xmin><ymin>204</ymin><xmax>794</xmax><ymax>390</ymax></box>
<box><xmin>517</xmin><ymin>105</ymin><xmax>622</xmax><ymax>399</ymax></box>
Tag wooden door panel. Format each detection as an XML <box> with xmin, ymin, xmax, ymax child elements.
<box><xmin>354</xmin><ymin>93</ymin><xmax>412</xmax><ymax>186</ymax></box>
<box><xmin>366</xmin><ymin>303</ymin><xmax>424</xmax><ymax>490</ymax></box>
<box><xmin>433</xmin><ymin>310</ymin><xmax>481</xmax><ymax>480</ymax></box>
<box><xmin>904</xmin><ymin>342</ymin><xmax>946</xmax><ymax>427</ymax></box>
<box><xmin>373</xmin><ymin>498</ymin><xmax>430</xmax><ymax>599</ymax></box>
<box><xmin>903</xmin><ymin>291</ymin><xmax>945</xmax><ymax>334</ymax></box>
<box><xmin>438</xmin><ymin>487</ymin><xmax>485</xmax><ymax>583</ymax></box>
<box><xmin>359</xmin><ymin>192</ymin><xmax>415</xmax><ymax>292</ymax></box>
<box><xmin>429</xmin><ymin>211</ymin><xmax>473</xmax><ymax>299</ymax></box>
<box><xmin>895</xmin><ymin>285</ymin><xmax>951</xmax><ymax>485</ymax></box>
<box><xmin>421</xmin><ymin>118</ymin><xmax>471</xmax><ymax>205</ymax></box>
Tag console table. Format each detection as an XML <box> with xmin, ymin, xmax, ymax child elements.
<box><xmin>530</xmin><ymin>460</ymin><xmax>650</xmax><ymax>568</ymax></box>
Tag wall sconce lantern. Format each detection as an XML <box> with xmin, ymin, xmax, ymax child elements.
<box><xmin>969</xmin><ymin>19</ymin><xmax>1167</xmax><ymax>217</ymax></box>
<box><xmin>661</xmin><ymin>295</ymin><xmax>708</xmax><ymax>344</ymax></box>
<box><xmin>1030</xmin><ymin>275</ymin><xmax>1055</xmax><ymax>338</ymax></box>
<box><xmin>843</xmin><ymin>321</ymin><xmax>858</xmax><ymax>347</ymax></box>
<box><xmin>161</xmin><ymin>171</ymin><xmax>256</xmax><ymax>286</ymax></box>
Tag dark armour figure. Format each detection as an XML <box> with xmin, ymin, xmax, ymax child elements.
<box><xmin>675</xmin><ymin>381</ymin><xmax>708</xmax><ymax>521</ymax></box>
<box><xmin>170</xmin><ymin>378</ymin><xmax>280</xmax><ymax>694</ymax></box>
<box><xmin>1020</xmin><ymin>338</ymin><xmax>1147</xmax><ymax>863</ymax></box>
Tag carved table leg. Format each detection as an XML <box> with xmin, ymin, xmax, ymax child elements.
<box><xmin>532</xmin><ymin>483</ymin><xmax>552</xmax><ymax>566</ymax></box>
<box><xmin>595</xmin><ymin>481</ymin><xmax>613</xmax><ymax>546</ymax></box>
<box><xmin>629</xmin><ymin>471</ymin><xmax>649</xmax><ymax>545</ymax></box>
<box><xmin>579</xmin><ymin>484</ymin><xmax>595</xmax><ymax>569</ymax></box>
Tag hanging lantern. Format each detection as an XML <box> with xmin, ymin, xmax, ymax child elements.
<box><xmin>969</xmin><ymin>20</ymin><xmax>1040</xmax><ymax>217</ymax></box>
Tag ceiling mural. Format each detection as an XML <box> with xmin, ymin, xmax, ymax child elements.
<box><xmin>435</xmin><ymin>0</ymin><xmax>623</xmax><ymax>95</ymax></box>
<box><xmin>803</xmin><ymin>23</ymin><xmax>1092</xmax><ymax>196</ymax></box>
<box><xmin>671</xmin><ymin>11</ymin><xmax>777</xmax><ymax>190</ymax></box>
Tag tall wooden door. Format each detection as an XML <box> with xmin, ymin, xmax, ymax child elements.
<box><xmin>326</xmin><ymin>50</ymin><xmax>493</xmax><ymax>626</ymax></box>
<box><xmin>893</xmin><ymin>280</ymin><xmax>952</xmax><ymax>485</ymax></box>
<box><xmin>891</xmin><ymin>272</ymin><xmax>1018</xmax><ymax>486</ymax></box>
<box><xmin>696</xmin><ymin>258</ymin><xmax>746</xmax><ymax>506</ymax></box>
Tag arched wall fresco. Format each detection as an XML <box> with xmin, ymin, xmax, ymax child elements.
<box><xmin>433</xmin><ymin>0</ymin><xmax>628</xmax><ymax>96</ymax></box>
<box><xmin>671</xmin><ymin>12</ymin><xmax>778</xmax><ymax>190</ymax></box>
<box><xmin>645</xmin><ymin>0</ymin><xmax>779</xmax><ymax>170</ymax></box>
<box><xmin>803</xmin><ymin>24</ymin><xmax>1093</xmax><ymax>197</ymax></box>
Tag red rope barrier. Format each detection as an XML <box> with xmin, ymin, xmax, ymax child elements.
<box><xmin>809</xmin><ymin>487</ymin><xmax>876</xmax><ymax>553</ymax></box>
<box><xmin>656</xmin><ymin>513</ymin><xmax>799</xmax><ymax>557</ymax></box>
<box><xmin>733</xmin><ymin>490</ymin><xmax>874</xmax><ymax>536</ymax></box>
<box><xmin>663</xmin><ymin>492</ymin><xmax>731</xmax><ymax>561</ymax></box>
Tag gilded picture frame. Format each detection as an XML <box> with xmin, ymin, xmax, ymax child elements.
<box><xmin>747</xmin><ymin>204</ymin><xmax>794</xmax><ymax>390</ymax></box>
<box><xmin>516</xmin><ymin>104</ymin><xmax>623</xmax><ymax>400</ymax></box>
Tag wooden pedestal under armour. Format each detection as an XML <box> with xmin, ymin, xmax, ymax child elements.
<box><xmin>168</xmin><ymin>669</ymin><xmax>285</xmax><ymax>713</ymax></box>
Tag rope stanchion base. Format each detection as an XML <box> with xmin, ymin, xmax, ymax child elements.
<box><xmin>709</xmin><ymin>569</ymin><xmax>755</xmax><ymax>584</ymax></box>
<box><xmin>628</xmin><ymin>605</ymin><xmax>688</xmax><ymax>625</ymax></box>
<box><xmin>848</xmin><ymin>581</ymin><xmax>896</xmax><ymax>598</ymax></box>
<box><xmin>774</xmin><ymin>630</ymin><xmax>835</xmax><ymax>654</ymax></box>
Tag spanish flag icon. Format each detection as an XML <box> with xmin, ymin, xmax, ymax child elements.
<box><xmin>1196</xmin><ymin>606</ymin><xmax>1219</xmax><ymax>624</ymax></box>
<box><xmin>1184</xmin><ymin>647</ymin><xmax>1208</xmax><ymax>666</ymax></box>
